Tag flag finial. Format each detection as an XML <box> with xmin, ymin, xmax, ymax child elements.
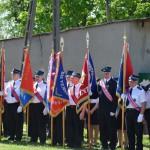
<box><xmin>123</xmin><ymin>27</ymin><xmax>127</xmax><ymax>41</ymax></box>
<box><xmin>60</xmin><ymin>37</ymin><xmax>64</xmax><ymax>52</ymax></box>
<box><xmin>86</xmin><ymin>32</ymin><xmax>89</xmax><ymax>49</ymax></box>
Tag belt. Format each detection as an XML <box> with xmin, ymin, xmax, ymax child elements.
<box><xmin>126</xmin><ymin>107</ymin><xmax>141</xmax><ymax>111</ymax></box>
<box><xmin>69</xmin><ymin>105</ymin><xmax>76</xmax><ymax>108</ymax></box>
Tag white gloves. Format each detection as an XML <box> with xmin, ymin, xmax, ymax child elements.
<box><xmin>43</xmin><ymin>107</ymin><xmax>48</xmax><ymax>116</ymax></box>
<box><xmin>17</xmin><ymin>106</ymin><xmax>23</xmax><ymax>113</ymax></box>
<box><xmin>137</xmin><ymin>114</ymin><xmax>144</xmax><ymax>123</ymax></box>
<box><xmin>121</xmin><ymin>93</ymin><xmax>126</xmax><ymax>101</ymax></box>
<box><xmin>110</xmin><ymin>112</ymin><xmax>115</xmax><ymax>117</ymax></box>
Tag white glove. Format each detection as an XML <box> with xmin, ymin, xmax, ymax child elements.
<box><xmin>43</xmin><ymin>107</ymin><xmax>48</xmax><ymax>116</ymax></box>
<box><xmin>110</xmin><ymin>112</ymin><xmax>115</xmax><ymax>117</ymax></box>
<box><xmin>121</xmin><ymin>93</ymin><xmax>126</xmax><ymax>101</ymax></box>
<box><xmin>137</xmin><ymin>114</ymin><xmax>144</xmax><ymax>123</ymax></box>
<box><xmin>17</xmin><ymin>106</ymin><xmax>23</xmax><ymax>113</ymax></box>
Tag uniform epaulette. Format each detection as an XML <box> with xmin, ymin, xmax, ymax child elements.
<box><xmin>137</xmin><ymin>86</ymin><xmax>142</xmax><ymax>90</ymax></box>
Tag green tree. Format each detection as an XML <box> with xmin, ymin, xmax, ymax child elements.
<box><xmin>0</xmin><ymin>0</ymin><xmax>150</xmax><ymax>39</ymax></box>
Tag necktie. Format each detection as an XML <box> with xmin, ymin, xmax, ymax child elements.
<box><xmin>126</xmin><ymin>88</ymin><xmax>132</xmax><ymax>106</ymax></box>
<box><xmin>36</xmin><ymin>83</ymin><xmax>38</xmax><ymax>89</ymax></box>
<box><xmin>11</xmin><ymin>81</ymin><xmax>15</xmax><ymax>97</ymax></box>
<box><xmin>73</xmin><ymin>85</ymin><xmax>75</xmax><ymax>96</ymax></box>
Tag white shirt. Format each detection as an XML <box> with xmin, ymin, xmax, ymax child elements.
<box><xmin>31</xmin><ymin>80</ymin><xmax>47</xmax><ymax>103</ymax></box>
<box><xmin>68</xmin><ymin>83</ymin><xmax>81</xmax><ymax>105</ymax></box>
<box><xmin>145</xmin><ymin>90</ymin><xmax>150</xmax><ymax>109</ymax></box>
<box><xmin>5</xmin><ymin>79</ymin><xmax>21</xmax><ymax>104</ymax></box>
<box><xmin>126</xmin><ymin>85</ymin><xmax>146</xmax><ymax>109</ymax></box>
<box><xmin>104</xmin><ymin>77</ymin><xmax>111</xmax><ymax>84</ymax></box>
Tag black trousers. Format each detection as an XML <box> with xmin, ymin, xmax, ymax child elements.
<box><xmin>99</xmin><ymin>110</ymin><xmax>117</xmax><ymax>150</ymax></box>
<box><xmin>52</xmin><ymin>112</ymin><xmax>63</xmax><ymax>145</ymax></box>
<box><xmin>126</xmin><ymin>109</ymin><xmax>143</xmax><ymax>150</ymax></box>
<box><xmin>66</xmin><ymin>106</ymin><xmax>82</xmax><ymax>147</ymax></box>
<box><xmin>5</xmin><ymin>102</ymin><xmax>23</xmax><ymax>140</ymax></box>
<box><xmin>29</xmin><ymin>103</ymin><xmax>47</xmax><ymax>143</ymax></box>
<box><xmin>144</xmin><ymin>108</ymin><xmax>150</xmax><ymax>138</ymax></box>
<box><xmin>2</xmin><ymin>101</ymin><xmax>9</xmax><ymax>136</ymax></box>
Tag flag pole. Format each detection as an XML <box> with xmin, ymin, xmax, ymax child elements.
<box><xmin>51</xmin><ymin>114</ymin><xmax>53</xmax><ymax>145</ymax></box>
<box><xmin>0</xmin><ymin>42</ymin><xmax>5</xmax><ymax>140</ymax></box>
<box><xmin>60</xmin><ymin>37</ymin><xmax>65</xmax><ymax>147</ymax></box>
<box><xmin>0</xmin><ymin>47</ymin><xmax>3</xmax><ymax>140</ymax></box>
<box><xmin>86</xmin><ymin>32</ymin><xmax>91</xmax><ymax>149</ymax></box>
<box><xmin>121</xmin><ymin>34</ymin><xmax>127</xmax><ymax>150</ymax></box>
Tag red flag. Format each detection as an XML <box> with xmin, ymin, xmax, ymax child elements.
<box><xmin>116</xmin><ymin>39</ymin><xmax>133</xmax><ymax>96</ymax></box>
<box><xmin>123</xmin><ymin>40</ymin><xmax>133</xmax><ymax>91</ymax></box>
<box><xmin>0</xmin><ymin>48</ymin><xmax>5</xmax><ymax>92</ymax></box>
<box><xmin>20</xmin><ymin>49</ymin><xmax>34</xmax><ymax>107</ymax></box>
<box><xmin>76</xmin><ymin>51</ymin><xmax>89</xmax><ymax>113</ymax></box>
<box><xmin>0</xmin><ymin>48</ymin><xmax>5</xmax><ymax>106</ymax></box>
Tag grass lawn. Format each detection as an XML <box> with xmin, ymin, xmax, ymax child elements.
<box><xmin>0</xmin><ymin>135</ymin><xmax>149</xmax><ymax>150</ymax></box>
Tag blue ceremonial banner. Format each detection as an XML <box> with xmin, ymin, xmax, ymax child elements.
<box><xmin>88</xmin><ymin>52</ymin><xmax>97</xmax><ymax>93</ymax></box>
<box><xmin>50</xmin><ymin>52</ymin><xmax>69</xmax><ymax>117</ymax></box>
<box><xmin>116</xmin><ymin>57</ymin><xmax>124</xmax><ymax>97</ymax></box>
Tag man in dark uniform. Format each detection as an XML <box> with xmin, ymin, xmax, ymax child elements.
<box><xmin>121</xmin><ymin>75</ymin><xmax>146</xmax><ymax>150</ymax></box>
<box><xmin>29</xmin><ymin>70</ymin><xmax>48</xmax><ymax>144</ymax></box>
<box><xmin>91</xmin><ymin>66</ymin><xmax>118</xmax><ymax>150</ymax></box>
<box><xmin>66</xmin><ymin>72</ymin><xmax>83</xmax><ymax>148</ymax></box>
<box><xmin>4</xmin><ymin>68</ymin><xmax>23</xmax><ymax>141</ymax></box>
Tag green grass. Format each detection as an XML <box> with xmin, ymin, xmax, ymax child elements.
<box><xmin>0</xmin><ymin>136</ymin><xmax>149</xmax><ymax>150</ymax></box>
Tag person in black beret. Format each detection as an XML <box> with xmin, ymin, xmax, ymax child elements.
<box><xmin>66</xmin><ymin>71</ymin><xmax>83</xmax><ymax>148</ymax></box>
<box><xmin>121</xmin><ymin>74</ymin><xmax>146</xmax><ymax>150</ymax></box>
<box><xmin>4</xmin><ymin>68</ymin><xmax>23</xmax><ymax>141</ymax></box>
<box><xmin>28</xmin><ymin>69</ymin><xmax>48</xmax><ymax>144</ymax></box>
<box><xmin>91</xmin><ymin>66</ymin><xmax>118</xmax><ymax>150</ymax></box>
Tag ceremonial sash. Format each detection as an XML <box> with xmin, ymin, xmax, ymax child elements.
<box><xmin>70</xmin><ymin>93</ymin><xmax>78</xmax><ymax>104</ymax></box>
<box><xmin>127</xmin><ymin>91</ymin><xmax>141</xmax><ymax>112</ymax></box>
<box><xmin>11</xmin><ymin>86</ymin><xmax>20</xmax><ymax>102</ymax></box>
<box><xmin>34</xmin><ymin>91</ymin><xmax>43</xmax><ymax>103</ymax></box>
<box><xmin>99</xmin><ymin>80</ymin><xmax>113</xmax><ymax>102</ymax></box>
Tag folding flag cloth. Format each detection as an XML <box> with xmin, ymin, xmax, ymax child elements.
<box><xmin>76</xmin><ymin>50</ymin><xmax>97</xmax><ymax>113</ymax></box>
<box><xmin>116</xmin><ymin>39</ymin><xmax>133</xmax><ymax>97</ymax></box>
<box><xmin>49</xmin><ymin>52</ymin><xmax>69</xmax><ymax>117</ymax></box>
<box><xmin>20</xmin><ymin>49</ymin><xmax>34</xmax><ymax>108</ymax></box>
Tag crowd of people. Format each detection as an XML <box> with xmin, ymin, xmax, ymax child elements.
<box><xmin>1</xmin><ymin>66</ymin><xmax>150</xmax><ymax>150</ymax></box>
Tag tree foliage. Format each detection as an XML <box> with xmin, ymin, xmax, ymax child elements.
<box><xmin>0</xmin><ymin>0</ymin><xmax>150</xmax><ymax>39</ymax></box>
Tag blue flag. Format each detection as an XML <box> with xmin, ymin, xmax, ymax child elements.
<box><xmin>88</xmin><ymin>52</ymin><xmax>97</xmax><ymax>94</ymax></box>
<box><xmin>50</xmin><ymin>52</ymin><xmax>69</xmax><ymax>117</ymax></box>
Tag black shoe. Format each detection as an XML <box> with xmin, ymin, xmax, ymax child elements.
<box><xmin>15</xmin><ymin>138</ymin><xmax>21</xmax><ymax>142</ymax></box>
<box><xmin>8</xmin><ymin>137</ymin><xmax>14</xmax><ymax>141</ymax></box>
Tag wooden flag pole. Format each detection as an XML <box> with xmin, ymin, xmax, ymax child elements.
<box><xmin>60</xmin><ymin>37</ymin><xmax>65</xmax><ymax>147</ymax></box>
<box><xmin>0</xmin><ymin>99</ymin><xmax>1</xmax><ymax>141</ymax></box>
<box><xmin>51</xmin><ymin>116</ymin><xmax>53</xmax><ymax>145</ymax></box>
<box><xmin>121</xmin><ymin>35</ymin><xmax>127</xmax><ymax>150</ymax></box>
<box><xmin>62</xmin><ymin>110</ymin><xmax>65</xmax><ymax>147</ymax></box>
<box><xmin>86</xmin><ymin>32</ymin><xmax>91</xmax><ymax>149</ymax></box>
<box><xmin>0</xmin><ymin>45</ymin><xmax>5</xmax><ymax>140</ymax></box>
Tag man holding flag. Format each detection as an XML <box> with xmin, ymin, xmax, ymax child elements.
<box><xmin>66</xmin><ymin>71</ymin><xmax>83</xmax><ymax>148</ymax></box>
<box><xmin>4</xmin><ymin>68</ymin><xmax>23</xmax><ymax>141</ymax></box>
<box><xmin>91</xmin><ymin>66</ymin><xmax>118</xmax><ymax>150</ymax></box>
<box><xmin>28</xmin><ymin>70</ymin><xmax>48</xmax><ymax>144</ymax></box>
